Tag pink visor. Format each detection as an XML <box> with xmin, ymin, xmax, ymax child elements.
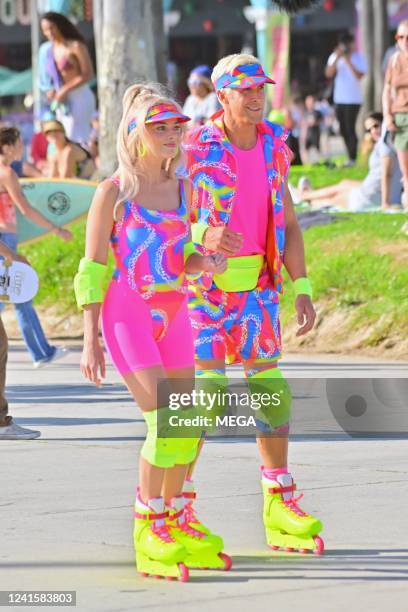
<box><xmin>214</xmin><ymin>63</ymin><xmax>275</xmax><ymax>92</ymax></box>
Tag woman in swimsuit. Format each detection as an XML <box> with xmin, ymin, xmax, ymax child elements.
<box><xmin>0</xmin><ymin>126</ymin><xmax>72</xmax><ymax>367</ymax></box>
<box><xmin>41</xmin><ymin>11</ymin><xmax>95</xmax><ymax>143</ymax></box>
<box><xmin>43</xmin><ymin>119</ymin><xmax>95</xmax><ymax>180</ymax></box>
<box><xmin>75</xmin><ymin>83</ymin><xmax>230</xmax><ymax>580</ymax></box>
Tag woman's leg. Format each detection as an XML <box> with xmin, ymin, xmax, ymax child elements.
<box><xmin>301</xmin><ymin>179</ymin><xmax>361</xmax><ymax>203</ymax></box>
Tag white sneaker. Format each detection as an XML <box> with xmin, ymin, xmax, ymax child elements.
<box><xmin>33</xmin><ymin>346</ymin><xmax>70</xmax><ymax>369</ymax></box>
<box><xmin>0</xmin><ymin>420</ymin><xmax>41</xmax><ymax>440</ymax></box>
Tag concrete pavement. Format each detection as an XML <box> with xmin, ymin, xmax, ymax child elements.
<box><xmin>1</xmin><ymin>343</ymin><xmax>407</xmax><ymax>612</ymax></box>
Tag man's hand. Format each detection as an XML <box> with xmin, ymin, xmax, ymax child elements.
<box><xmin>385</xmin><ymin>114</ymin><xmax>397</xmax><ymax>132</ymax></box>
<box><xmin>203</xmin><ymin>226</ymin><xmax>243</xmax><ymax>255</ymax></box>
<box><xmin>295</xmin><ymin>295</ymin><xmax>316</xmax><ymax>336</ymax></box>
<box><xmin>201</xmin><ymin>253</ymin><xmax>228</xmax><ymax>274</ymax></box>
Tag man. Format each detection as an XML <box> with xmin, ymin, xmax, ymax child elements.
<box><xmin>326</xmin><ymin>32</ymin><xmax>367</xmax><ymax>166</ymax></box>
<box><xmin>182</xmin><ymin>54</ymin><xmax>324</xmax><ymax>554</ymax></box>
<box><xmin>0</xmin><ymin>243</ymin><xmax>41</xmax><ymax>439</ymax></box>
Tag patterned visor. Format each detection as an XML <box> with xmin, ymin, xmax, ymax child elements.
<box><xmin>128</xmin><ymin>103</ymin><xmax>191</xmax><ymax>134</ymax></box>
<box><xmin>214</xmin><ymin>63</ymin><xmax>275</xmax><ymax>92</ymax></box>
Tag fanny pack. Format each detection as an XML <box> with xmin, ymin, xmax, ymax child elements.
<box><xmin>213</xmin><ymin>254</ymin><xmax>264</xmax><ymax>292</ymax></box>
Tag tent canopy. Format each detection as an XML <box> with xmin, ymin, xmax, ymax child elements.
<box><xmin>0</xmin><ymin>68</ymin><xmax>32</xmax><ymax>97</ymax></box>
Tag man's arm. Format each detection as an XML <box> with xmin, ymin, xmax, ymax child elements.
<box><xmin>283</xmin><ymin>180</ymin><xmax>316</xmax><ymax>336</ymax></box>
<box><xmin>343</xmin><ymin>54</ymin><xmax>365</xmax><ymax>80</ymax></box>
<box><xmin>381</xmin><ymin>154</ymin><xmax>393</xmax><ymax>209</ymax></box>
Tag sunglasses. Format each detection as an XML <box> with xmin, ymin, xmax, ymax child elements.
<box><xmin>396</xmin><ymin>34</ymin><xmax>408</xmax><ymax>41</ymax></box>
<box><xmin>365</xmin><ymin>122</ymin><xmax>381</xmax><ymax>132</ymax></box>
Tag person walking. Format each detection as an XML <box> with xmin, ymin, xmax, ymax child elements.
<box><xmin>326</xmin><ymin>32</ymin><xmax>367</xmax><ymax>165</ymax></box>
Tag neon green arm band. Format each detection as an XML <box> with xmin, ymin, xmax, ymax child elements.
<box><xmin>184</xmin><ymin>241</ymin><xmax>198</xmax><ymax>264</ymax></box>
<box><xmin>184</xmin><ymin>241</ymin><xmax>203</xmax><ymax>280</ymax></box>
<box><xmin>73</xmin><ymin>257</ymin><xmax>107</xmax><ymax>310</ymax></box>
<box><xmin>191</xmin><ymin>222</ymin><xmax>209</xmax><ymax>246</ymax></box>
<box><xmin>293</xmin><ymin>277</ymin><xmax>313</xmax><ymax>298</ymax></box>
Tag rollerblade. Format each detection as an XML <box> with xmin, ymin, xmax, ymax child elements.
<box><xmin>262</xmin><ymin>473</ymin><xmax>324</xmax><ymax>555</ymax></box>
<box><xmin>168</xmin><ymin>495</ymin><xmax>232</xmax><ymax>571</ymax></box>
<box><xmin>134</xmin><ymin>496</ymin><xmax>190</xmax><ymax>581</ymax></box>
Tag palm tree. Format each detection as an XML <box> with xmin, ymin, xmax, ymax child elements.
<box><xmin>93</xmin><ymin>0</ymin><xmax>166</xmax><ymax>177</ymax></box>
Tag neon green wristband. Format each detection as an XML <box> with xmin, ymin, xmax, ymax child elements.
<box><xmin>191</xmin><ymin>222</ymin><xmax>209</xmax><ymax>246</ymax></box>
<box><xmin>293</xmin><ymin>277</ymin><xmax>312</xmax><ymax>298</ymax></box>
<box><xmin>184</xmin><ymin>241</ymin><xmax>197</xmax><ymax>264</ymax></box>
<box><xmin>73</xmin><ymin>257</ymin><xmax>107</xmax><ymax>310</ymax></box>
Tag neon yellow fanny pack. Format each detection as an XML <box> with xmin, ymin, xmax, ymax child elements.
<box><xmin>213</xmin><ymin>254</ymin><xmax>264</xmax><ymax>292</ymax></box>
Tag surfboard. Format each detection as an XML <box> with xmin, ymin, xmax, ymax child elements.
<box><xmin>17</xmin><ymin>178</ymin><xmax>97</xmax><ymax>244</ymax></box>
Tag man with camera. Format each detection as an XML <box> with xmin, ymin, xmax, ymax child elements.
<box><xmin>326</xmin><ymin>32</ymin><xmax>367</xmax><ymax>166</ymax></box>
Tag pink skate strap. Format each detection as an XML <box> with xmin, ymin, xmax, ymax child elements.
<box><xmin>269</xmin><ymin>484</ymin><xmax>296</xmax><ymax>495</ymax></box>
<box><xmin>134</xmin><ymin>510</ymin><xmax>169</xmax><ymax>521</ymax></box>
<box><xmin>170</xmin><ymin>508</ymin><xmax>184</xmax><ymax>520</ymax></box>
<box><xmin>183</xmin><ymin>491</ymin><xmax>196</xmax><ymax>499</ymax></box>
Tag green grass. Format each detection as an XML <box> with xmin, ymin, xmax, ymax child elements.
<box><xmin>289</xmin><ymin>162</ymin><xmax>367</xmax><ymax>189</ymax></box>
<box><xmin>19</xmin><ymin>168</ymin><xmax>407</xmax><ymax>348</ymax></box>
<box><xmin>280</xmin><ymin>213</ymin><xmax>408</xmax><ymax>346</ymax></box>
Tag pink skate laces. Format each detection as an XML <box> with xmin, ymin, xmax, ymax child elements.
<box><xmin>151</xmin><ymin>522</ymin><xmax>176</xmax><ymax>544</ymax></box>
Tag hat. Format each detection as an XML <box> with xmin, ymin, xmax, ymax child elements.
<box><xmin>214</xmin><ymin>63</ymin><xmax>275</xmax><ymax>92</ymax></box>
<box><xmin>190</xmin><ymin>64</ymin><xmax>212</xmax><ymax>81</ymax></box>
<box><xmin>128</xmin><ymin>103</ymin><xmax>190</xmax><ymax>134</ymax></box>
<box><xmin>42</xmin><ymin>119</ymin><xmax>65</xmax><ymax>134</ymax></box>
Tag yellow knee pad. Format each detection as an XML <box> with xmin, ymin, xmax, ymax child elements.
<box><xmin>247</xmin><ymin>367</ymin><xmax>292</xmax><ymax>431</ymax></box>
<box><xmin>141</xmin><ymin>408</ymin><xmax>200</xmax><ymax>468</ymax></box>
<box><xmin>195</xmin><ymin>370</ymin><xmax>229</xmax><ymax>431</ymax></box>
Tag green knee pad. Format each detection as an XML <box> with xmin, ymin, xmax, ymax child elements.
<box><xmin>247</xmin><ymin>367</ymin><xmax>292</xmax><ymax>430</ymax></box>
<box><xmin>196</xmin><ymin>370</ymin><xmax>229</xmax><ymax>431</ymax></box>
<box><xmin>141</xmin><ymin>408</ymin><xmax>200</xmax><ymax>468</ymax></box>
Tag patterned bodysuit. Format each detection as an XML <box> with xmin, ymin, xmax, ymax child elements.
<box><xmin>101</xmin><ymin>179</ymin><xmax>194</xmax><ymax>374</ymax></box>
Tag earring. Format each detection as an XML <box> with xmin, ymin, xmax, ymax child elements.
<box><xmin>137</xmin><ymin>141</ymin><xmax>147</xmax><ymax>158</ymax></box>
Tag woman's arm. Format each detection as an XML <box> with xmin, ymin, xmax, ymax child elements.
<box><xmin>56</xmin><ymin>41</ymin><xmax>94</xmax><ymax>99</ymax></box>
<box><xmin>59</xmin><ymin>146</ymin><xmax>77</xmax><ymax>178</ymax></box>
<box><xmin>2</xmin><ymin>167</ymin><xmax>70</xmax><ymax>240</ymax></box>
<box><xmin>80</xmin><ymin>180</ymin><xmax>117</xmax><ymax>385</ymax></box>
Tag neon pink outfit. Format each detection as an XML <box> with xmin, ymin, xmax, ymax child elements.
<box><xmin>101</xmin><ymin>179</ymin><xmax>194</xmax><ymax>374</ymax></box>
<box><xmin>228</xmin><ymin>135</ymin><xmax>269</xmax><ymax>256</ymax></box>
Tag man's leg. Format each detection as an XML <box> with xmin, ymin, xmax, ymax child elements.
<box><xmin>243</xmin><ymin>359</ymin><xmax>324</xmax><ymax>554</ymax></box>
<box><xmin>0</xmin><ymin>317</ymin><xmax>10</xmax><ymax>427</ymax></box>
<box><xmin>344</xmin><ymin>104</ymin><xmax>360</xmax><ymax>162</ymax></box>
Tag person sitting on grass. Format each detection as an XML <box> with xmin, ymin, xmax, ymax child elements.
<box><xmin>43</xmin><ymin>119</ymin><xmax>95</xmax><ymax>180</ymax></box>
<box><xmin>297</xmin><ymin>112</ymin><xmax>402</xmax><ymax>211</ymax></box>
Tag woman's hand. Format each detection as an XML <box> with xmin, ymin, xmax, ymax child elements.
<box><xmin>80</xmin><ymin>340</ymin><xmax>106</xmax><ymax>386</ymax></box>
<box><xmin>201</xmin><ymin>253</ymin><xmax>228</xmax><ymax>274</ymax></box>
<box><xmin>55</xmin><ymin>88</ymin><xmax>68</xmax><ymax>103</ymax></box>
<box><xmin>54</xmin><ymin>227</ymin><xmax>73</xmax><ymax>241</ymax></box>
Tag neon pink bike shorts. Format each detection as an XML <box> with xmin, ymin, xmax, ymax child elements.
<box><xmin>101</xmin><ymin>281</ymin><xmax>194</xmax><ymax>375</ymax></box>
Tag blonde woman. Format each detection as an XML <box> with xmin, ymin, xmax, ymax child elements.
<box><xmin>74</xmin><ymin>83</ymin><xmax>230</xmax><ymax>580</ymax></box>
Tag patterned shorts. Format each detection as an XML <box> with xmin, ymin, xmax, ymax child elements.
<box><xmin>188</xmin><ymin>272</ymin><xmax>281</xmax><ymax>365</ymax></box>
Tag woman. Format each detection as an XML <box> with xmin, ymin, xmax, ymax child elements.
<box><xmin>298</xmin><ymin>112</ymin><xmax>402</xmax><ymax>211</ymax></box>
<box><xmin>0</xmin><ymin>127</ymin><xmax>71</xmax><ymax>366</ymax></box>
<box><xmin>43</xmin><ymin>119</ymin><xmax>95</xmax><ymax>179</ymax></box>
<box><xmin>41</xmin><ymin>11</ymin><xmax>95</xmax><ymax>143</ymax></box>
<box><xmin>182</xmin><ymin>65</ymin><xmax>219</xmax><ymax>127</ymax></box>
<box><xmin>74</xmin><ymin>83</ymin><xmax>230</xmax><ymax>580</ymax></box>
<box><xmin>383</xmin><ymin>19</ymin><xmax>408</xmax><ymax>208</ymax></box>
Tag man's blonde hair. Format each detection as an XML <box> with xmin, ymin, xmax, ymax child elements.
<box><xmin>211</xmin><ymin>53</ymin><xmax>261</xmax><ymax>87</ymax></box>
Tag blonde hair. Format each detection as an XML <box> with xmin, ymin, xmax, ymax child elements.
<box><xmin>115</xmin><ymin>82</ymin><xmax>187</xmax><ymax>217</ymax></box>
<box><xmin>397</xmin><ymin>19</ymin><xmax>408</xmax><ymax>32</ymax></box>
<box><xmin>211</xmin><ymin>53</ymin><xmax>261</xmax><ymax>87</ymax></box>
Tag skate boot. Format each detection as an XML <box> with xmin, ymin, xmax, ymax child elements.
<box><xmin>262</xmin><ymin>473</ymin><xmax>324</xmax><ymax>555</ymax></box>
<box><xmin>134</xmin><ymin>496</ymin><xmax>189</xmax><ymax>581</ymax></box>
<box><xmin>182</xmin><ymin>479</ymin><xmax>211</xmax><ymax>535</ymax></box>
<box><xmin>168</xmin><ymin>495</ymin><xmax>232</xmax><ymax>570</ymax></box>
